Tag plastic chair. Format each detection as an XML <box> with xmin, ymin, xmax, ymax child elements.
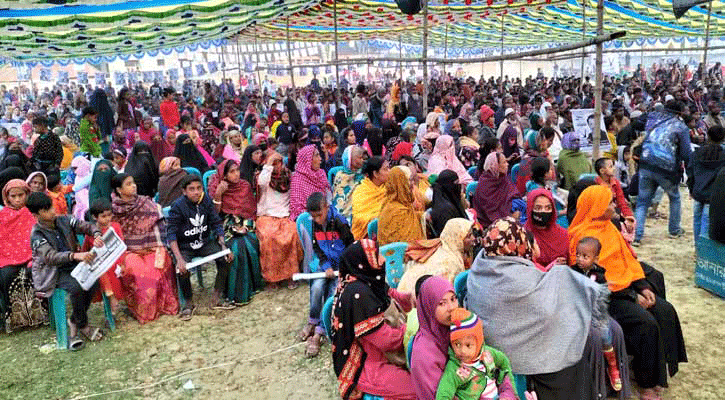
<box><xmin>578</xmin><ymin>173</ymin><xmax>597</xmax><ymax>181</ymax></box>
<box><xmin>321</xmin><ymin>295</ymin><xmax>335</xmax><ymax>338</ymax></box>
<box><xmin>467</xmin><ymin>166</ymin><xmax>477</xmax><ymax>177</ymax></box>
<box><xmin>510</xmin><ymin>163</ymin><xmax>520</xmax><ymax>184</ymax></box>
<box><xmin>162</xmin><ymin>206</ymin><xmax>170</xmax><ymax>218</ymax></box>
<box><xmin>182</xmin><ymin>166</ymin><xmax>202</xmax><ymax>177</ymax></box>
<box><xmin>453</xmin><ymin>270</ymin><xmax>469</xmax><ymax>305</ymax></box>
<box><xmin>465</xmin><ymin>182</ymin><xmax>478</xmax><ymax>203</ymax></box>
<box><xmin>380</xmin><ymin>242</ymin><xmax>408</xmax><ymax>289</ymax></box>
<box><xmin>49</xmin><ymin>289</ymin><xmax>116</xmax><ymax>350</ymax></box>
<box><xmin>203</xmin><ymin>170</ymin><xmax>217</xmax><ymax>192</ymax></box>
<box><xmin>367</xmin><ymin>218</ymin><xmax>378</xmax><ymax>241</ymax></box>
<box><xmin>327</xmin><ymin>166</ymin><xmax>343</xmax><ymax>186</ymax></box>
<box><xmin>176</xmin><ymin>259</ymin><xmax>206</xmax><ymax>310</ymax></box>
<box><xmin>296</xmin><ymin>212</ymin><xmax>321</xmax><ymax>273</ymax></box>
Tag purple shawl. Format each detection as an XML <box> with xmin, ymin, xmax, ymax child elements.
<box><xmin>473</xmin><ymin>170</ymin><xmax>517</xmax><ymax>228</ymax></box>
<box><xmin>411</xmin><ymin>276</ymin><xmax>455</xmax><ymax>400</ymax></box>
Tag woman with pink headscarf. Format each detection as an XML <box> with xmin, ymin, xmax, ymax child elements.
<box><xmin>288</xmin><ymin>144</ymin><xmax>330</xmax><ymax>220</ymax></box>
<box><xmin>426</xmin><ymin>135</ymin><xmax>473</xmax><ymax>184</ymax></box>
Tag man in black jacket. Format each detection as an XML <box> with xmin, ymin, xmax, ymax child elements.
<box><xmin>167</xmin><ymin>175</ymin><xmax>234</xmax><ymax>320</ymax></box>
<box><xmin>687</xmin><ymin>125</ymin><xmax>725</xmax><ymax>239</ymax></box>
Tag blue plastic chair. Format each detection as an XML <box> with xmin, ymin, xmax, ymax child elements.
<box><xmin>380</xmin><ymin>242</ymin><xmax>408</xmax><ymax>289</ymax></box>
<box><xmin>453</xmin><ymin>270</ymin><xmax>469</xmax><ymax>305</ymax></box>
<box><xmin>182</xmin><ymin>166</ymin><xmax>202</xmax><ymax>178</ymax></box>
<box><xmin>296</xmin><ymin>212</ymin><xmax>321</xmax><ymax>273</ymax></box>
<box><xmin>467</xmin><ymin>166</ymin><xmax>477</xmax><ymax>177</ymax></box>
<box><xmin>465</xmin><ymin>182</ymin><xmax>478</xmax><ymax>203</ymax></box>
<box><xmin>321</xmin><ymin>295</ymin><xmax>335</xmax><ymax>338</ymax></box>
<box><xmin>49</xmin><ymin>289</ymin><xmax>116</xmax><ymax>350</ymax></box>
<box><xmin>327</xmin><ymin>166</ymin><xmax>343</xmax><ymax>186</ymax></box>
<box><xmin>203</xmin><ymin>170</ymin><xmax>217</xmax><ymax>192</ymax></box>
<box><xmin>162</xmin><ymin>206</ymin><xmax>170</xmax><ymax>218</ymax></box>
<box><xmin>367</xmin><ymin>218</ymin><xmax>378</xmax><ymax>241</ymax></box>
<box><xmin>176</xmin><ymin>257</ymin><xmax>207</xmax><ymax>310</ymax></box>
<box><xmin>510</xmin><ymin>163</ymin><xmax>520</xmax><ymax>184</ymax></box>
<box><xmin>578</xmin><ymin>173</ymin><xmax>597</xmax><ymax>181</ymax></box>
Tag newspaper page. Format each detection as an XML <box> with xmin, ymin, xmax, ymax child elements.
<box><xmin>71</xmin><ymin>228</ymin><xmax>127</xmax><ymax>291</ymax></box>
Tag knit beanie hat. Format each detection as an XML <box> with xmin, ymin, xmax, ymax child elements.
<box><xmin>450</xmin><ymin>308</ymin><xmax>484</xmax><ymax>350</ymax></box>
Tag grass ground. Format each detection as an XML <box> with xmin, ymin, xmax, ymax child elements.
<box><xmin>0</xmin><ymin>189</ymin><xmax>723</xmax><ymax>400</ymax></box>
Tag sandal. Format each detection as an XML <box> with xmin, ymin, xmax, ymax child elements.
<box><xmin>298</xmin><ymin>322</ymin><xmax>316</xmax><ymax>342</ymax></box>
<box><xmin>179</xmin><ymin>305</ymin><xmax>196</xmax><ymax>321</ymax></box>
<box><xmin>69</xmin><ymin>335</ymin><xmax>85</xmax><ymax>351</ymax></box>
<box><xmin>287</xmin><ymin>280</ymin><xmax>299</xmax><ymax>290</ymax></box>
<box><xmin>640</xmin><ymin>388</ymin><xmax>662</xmax><ymax>400</ymax></box>
<box><xmin>81</xmin><ymin>326</ymin><xmax>104</xmax><ymax>342</ymax></box>
<box><xmin>305</xmin><ymin>333</ymin><xmax>323</xmax><ymax>358</ymax></box>
<box><xmin>212</xmin><ymin>300</ymin><xmax>236</xmax><ymax>310</ymax></box>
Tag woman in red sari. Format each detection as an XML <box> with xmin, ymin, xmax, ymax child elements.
<box><xmin>111</xmin><ymin>173</ymin><xmax>179</xmax><ymax>324</ymax></box>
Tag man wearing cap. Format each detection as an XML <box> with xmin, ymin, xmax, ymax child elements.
<box><xmin>496</xmin><ymin>107</ymin><xmax>521</xmax><ymax>144</ymax></box>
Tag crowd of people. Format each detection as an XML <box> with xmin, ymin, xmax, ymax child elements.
<box><xmin>2</xmin><ymin>58</ymin><xmax>725</xmax><ymax>399</ymax></box>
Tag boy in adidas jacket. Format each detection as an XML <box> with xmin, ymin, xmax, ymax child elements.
<box><xmin>167</xmin><ymin>175</ymin><xmax>234</xmax><ymax>320</ymax></box>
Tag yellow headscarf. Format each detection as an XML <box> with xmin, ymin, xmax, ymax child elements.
<box><xmin>378</xmin><ymin>167</ymin><xmax>425</xmax><ymax>246</ymax></box>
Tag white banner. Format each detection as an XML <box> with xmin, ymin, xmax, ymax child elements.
<box><xmin>570</xmin><ymin>108</ymin><xmax>609</xmax><ymax>149</ymax></box>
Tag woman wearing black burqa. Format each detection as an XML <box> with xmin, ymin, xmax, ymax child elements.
<box><xmin>125</xmin><ymin>141</ymin><xmax>159</xmax><ymax>198</ymax></box>
<box><xmin>173</xmin><ymin>133</ymin><xmax>210</xmax><ymax>174</ymax></box>
<box><xmin>89</xmin><ymin>88</ymin><xmax>114</xmax><ymax>142</ymax></box>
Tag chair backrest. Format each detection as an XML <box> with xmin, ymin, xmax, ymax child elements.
<box><xmin>182</xmin><ymin>167</ymin><xmax>202</xmax><ymax>177</ymax></box>
<box><xmin>296</xmin><ymin>212</ymin><xmax>320</xmax><ymax>273</ymax></box>
<box><xmin>467</xmin><ymin>166</ymin><xmax>477</xmax><ymax>177</ymax></box>
<box><xmin>380</xmin><ymin>242</ymin><xmax>408</xmax><ymax>289</ymax></box>
<box><xmin>321</xmin><ymin>296</ymin><xmax>335</xmax><ymax>338</ymax></box>
<box><xmin>578</xmin><ymin>173</ymin><xmax>597</xmax><ymax>181</ymax></box>
<box><xmin>367</xmin><ymin>218</ymin><xmax>378</xmax><ymax>241</ymax></box>
<box><xmin>695</xmin><ymin>236</ymin><xmax>725</xmax><ymax>299</ymax></box>
<box><xmin>162</xmin><ymin>206</ymin><xmax>170</xmax><ymax>218</ymax></box>
<box><xmin>203</xmin><ymin>170</ymin><xmax>217</xmax><ymax>192</ymax></box>
<box><xmin>465</xmin><ymin>182</ymin><xmax>478</xmax><ymax>203</ymax></box>
<box><xmin>510</xmin><ymin>163</ymin><xmax>520</xmax><ymax>184</ymax></box>
<box><xmin>453</xmin><ymin>270</ymin><xmax>469</xmax><ymax>305</ymax></box>
<box><xmin>328</xmin><ymin>166</ymin><xmax>343</xmax><ymax>187</ymax></box>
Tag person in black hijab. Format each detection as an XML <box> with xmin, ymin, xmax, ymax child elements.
<box><xmin>89</xmin><ymin>88</ymin><xmax>114</xmax><ymax>142</ymax></box>
<box><xmin>0</xmin><ymin>167</ymin><xmax>26</xmax><ymax>190</ymax></box>
<box><xmin>284</xmin><ymin>95</ymin><xmax>303</xmax><ymax>131</ymax></box>
<box><xmin>0</xmin><ymin>142</ymin><xmax>31</xmax><ymax>177</ymax></box>
<box><xmin>125</xmin><ymin>141</ymin><xmax>159</xmax><ymax>198</ymax></box>
<box><xmin>238</xmin><ymin>145</ymin><xmax>263</xmax><ymax>188</ymax></box>
<box><xmin>430</xmin><ymin>169</ymin><xmax>468</xmax><ymax>237</ymax></box>
<box><xmin>173</xmin><ymin>133</ymin><xmax>209</xmax><ymax>174</ymax></box>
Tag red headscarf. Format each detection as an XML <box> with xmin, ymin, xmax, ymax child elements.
<box><xmin>207</xmin><ymin>159</ymin><xmax>257</xmax><ymax>219</ymax></box>
<box><xmin>0</xmin><ymin>179</ymin><xmax>34</xmax><ymax>267</ymax></box>
<box><xmin>391</xmin><ymin>141</ymin><xmax>413</xmax><ymax>162</ymax></box>
<box><xmin>525</xmin><ymin>188</ymin><xmax>568</xmax><ymax>267</ymax></box>
<box><xmin>479</xmin><ymin>105</ymin><xmax>495</xmax><ymax>128</ymax></box>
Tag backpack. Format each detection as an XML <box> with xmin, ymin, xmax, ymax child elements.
<box><xmin>640</xmin><ymin>112</ymin><xmax>685</xmax><ymax>172</ymax></box>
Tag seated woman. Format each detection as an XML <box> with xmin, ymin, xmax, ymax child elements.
<box><xmin>525</xmin><ymin>188</ymin><xmax>568</xmax><ymax>269</ymax></box>
<box><xmin>516</xmin><ymin>127</ymin><xmax>556</xmax><ymax>194</ymax></box>
<box><xmin>174</xmin><ymin>133</ymin><xmax>210</xmax><ymax>174</ymax></box>
<box><xmin>473</xmin><ymin>152</ymin><xmax>519</xmax><ymax>228</ymax></box>
<box><xmin>331</xmin><ymin>239</ymin><xmax>415</xmax><ymax>400</ymax></box>
<box><xmin>256</xmin><ymin>153</ymin><xmax>303</xmax><ymax>290</ymax></box>
<box><xmin>351</xmin><ymin>156</ymin><xmax>390</xmax><ymax>240</ymax></box>
<box><xmin>178</xmin><ymin>115</ymin><xmax>214</xmax><ymax>167</ymax></box>
<box><xmin>289</xmin><ymin>144</ymin><xmax>330</xmax><ymax>221</ymax></box>
<box><xmin>26</xmin><ymin>171</ymin><xmax>67</xmax><ymax>215</ymax></box>
<box><xmin>331</xmin><ymin>145</ymin><xmax>365</xmax><ymax>222</ymax></box>
<box><xmin>89</xmin><ymin>159</ymin><xmax>117</xmax><ymax>207</ymax></box>
<box><xmin>0</xmin><ymin>180</ymin><xmax>47</xmax><ymax>332</ymax></box>
<box><xmin>398</xmin><ymin>218</ymin><xmax>474</xmax><ymax>293</ymax></box>
<box><xmin>125</xmin><ymin>141</ymin><xmax>159</xmax><ymax>199</ymax></box>
<box><xmin>468</xmin><ymin>217</ymin><xmax>607</xmax><ymax>400</ymax></box>
<box><xmin>410</xmin><ymin>275</ymin><xmax>458</xmax><ymax>400</ymax></box>
<box><xmin>111</xmin><ymin>173</ymin><xmax>179</xmax><ymax>324</ymax></box>
<box><xmin>378</xmin><ymin>166</ymin><xmax>425</xmax><ymax>246</ymax></box>
<box><xmin>569</xmin><ymin>185</ymin><xmax>687</xmax><ymax>400</ymax></box>
<box><xmin>430</xmin><ymin>170</ymin><xmax>468</xmax><ymax>238</ymax></box>
<box><xmin>208</xmin><ymin>160</ymin><xmax>263</xmax><ymax>305</ymax></box>
<box><xmin>221</xmin><ymin>129</ymin><xmax>244</xmax><ymax>163</ymax></box>
<box><xmin>426</xmin><ymin>135</ymin><xmax>473</xmax><ymax>185</ymax></box>
<box><xmin>157</xmin><ymin>157</ymin><xmax>188</xmax><ymax>208</ymax></box>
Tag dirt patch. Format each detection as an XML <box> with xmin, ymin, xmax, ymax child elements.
<box><xmin>0</xmin><ymin>189</ymin><xmax>722</xmax><ymax>399</ymax></box>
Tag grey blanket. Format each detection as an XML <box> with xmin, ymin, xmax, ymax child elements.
<box><xmin>467</xmin><ymin>255</ymin><xmax>607</xmax><ymax>375</ymax></box>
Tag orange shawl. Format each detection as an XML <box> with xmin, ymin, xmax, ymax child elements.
<box><xmin>568</xmin><ymin>185</ymin><xmax>644</xmax><ymax>292</ymax></box>
<box><xmin>378</xmin><ymin>167</ymin><xmax>424</xmax><ymax>246</ymax></box>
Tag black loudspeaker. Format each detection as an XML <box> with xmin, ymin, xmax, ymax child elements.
<box><xmin>395</xmin><ymin>0</ymin><xmax>423</xmax><ymax>15</ymax></box>
<box><xmin>673</xmin><ymin>0</ymin><xmax>709</xmax><ymax>18</ymax></box>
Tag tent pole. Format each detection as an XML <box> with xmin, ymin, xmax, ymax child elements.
<box><xmin>399</xmin><ymin>35</ymin><xmax>403</xmax><ymax>80</ymax></box>
<box><xmin>580</xmin><ymin>0</ymin><xmax>586</xmax><ymax>89</ymax></box>
<box><xmin>443</xmin><ymin>23</ymin><xmax>448</xmax><ymax>76</ymax></box>
<box><xmin>422</xmin><ymin>0</ymin><xmax>429</xmax><ymax>114</ymax></box>
<box><xmin>221</xmin><ymin>43</ymin><xmax>227</xmax><ymax>97</ymax></box>
<box><xmin>286</xmin><ymin>17</ymin><xmax>296</xmax><ymax>89</ymax></box>
<box><xmin>254</xmin><ymin>28</ymin><xmax>263</xmax><ymax>91</ymax></box>
<box><xmin>235</xmin><ymin>35</ymin><xmax>243</xmax><ymax>86</ymax></box>
<box><xmin>500</xmin><ymin>14</ymin><xmax>504</xmax><ymax>84</ymax></box>
<box><xmin>703</xmin><ymin>0</ymin><xmax>713</xmax><ymax>69</ymax></box>
<box><xmin>592</xmin><ymin>0</ymin><xmax>603</xmax><ymax>159</ymax></box>
<box><xmin>333</xmin><ymin>0</ymin><xmax>340</xmax><ymax>108</ymax></box>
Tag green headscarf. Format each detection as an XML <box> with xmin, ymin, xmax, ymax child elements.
<box><xmin>89</xmin><ymin>159</ymin><xmax>117</xmax><ymax>206</ymax></box>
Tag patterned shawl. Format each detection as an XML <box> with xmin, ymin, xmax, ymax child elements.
<box><xmin>0</xmin><ymin>180</ymin><xmax>34</xmax><ymax>267</ymax></box>
<box><xmin>207</xmin><ymin>160</ymin><xmax>257</xmax><ymax>220</ymax></box>
<box><xmin>378</xmin><ymin>167</ymin><xmax>424</xmax><ymax>246</ymax></box>
<box><xmin>289</xmin><ymin>144</ymin><xmax>329</xmax><ymax>220</ymax></box>
<box><xmin>111</xmin><ymin>193</ymin><xmax>165</xmax><ymax>251</ymax></box>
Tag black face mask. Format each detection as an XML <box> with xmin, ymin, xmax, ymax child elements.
<box><xmin>531</xmin><ymin>211</ymin><xmax>553</xmax><ymax>227</ymax></box>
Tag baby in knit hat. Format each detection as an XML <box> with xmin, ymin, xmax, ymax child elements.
<box><xmin>435</xmin><ymin>308</ymin><xmax>518</xmax><ymax>400</ymax></box>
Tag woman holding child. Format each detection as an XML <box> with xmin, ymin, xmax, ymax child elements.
<box><xmin>111</xmin><ymin>173</ymin><xmax>179</xmax><ymax>324</ymax></box>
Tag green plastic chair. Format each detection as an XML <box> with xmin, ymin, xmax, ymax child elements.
<box><xmin>380</xmin><ymin>242</ymin><xmax>408</xmax><ymax>289</ymax></box>
<box><xmin>49</xmin><ymin>288</ymin><xmax>116</xmax><ymax>350</ymax></box>
<box><xmin>182</xmin><ymin>166</ymin><xmax>202</xmax><ymax>178</ymax></box>
<box><xmin>176</xmin><ymin>259</ymin><xmax>206</xmax><ymax>310</ymax></box>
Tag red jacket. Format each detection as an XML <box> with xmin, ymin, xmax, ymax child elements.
<box><xmin>160</xmin><ymin>100</ymin><xmax>180</xmax><ymax>129</ymax></box>
<box><xmin>596</xmin><ymin>176</ymin><xmax>633</xmax><ymax>217</ymax></box>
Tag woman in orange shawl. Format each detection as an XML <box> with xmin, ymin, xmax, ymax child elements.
<box><xmin>377</xmin><ymin>166</ymin><xmax>425</xmax><ymax>246</ymax></box>
<box><xmin>568</xmin><ymin>185</ymin><xmax>686</xmax><ymax>399</ymax></box>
